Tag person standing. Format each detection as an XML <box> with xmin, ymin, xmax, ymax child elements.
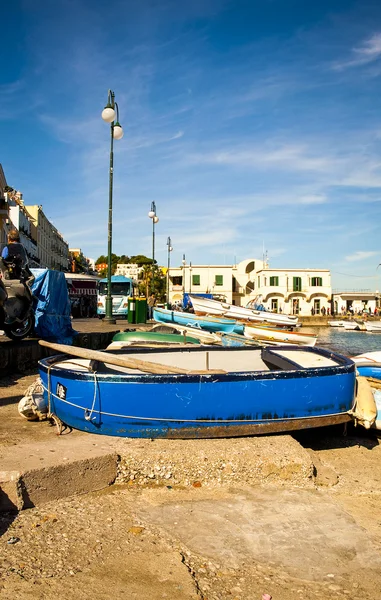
<box><xmin>147</xmin><ymin>294</ymin><xmax>156</xmax><ymax>320</ymax></box>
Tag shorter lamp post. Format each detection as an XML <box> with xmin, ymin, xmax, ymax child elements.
<box><xmin>189</xmin><ymin>261</ymin><xmax>192</xmax><ymax>294</ymax></box>
<box><xmin>182</xmin><ymin>254</ymin><xmax>186</xmax><ymax>295</ymax></box>
<box><xmin>166</xmin><ymin>236</ymin><xmax>173</xmax><ymax>307</ymax></box>
<box><xmin>148</xmin><ymin>201</ymin><xmax>159</xmax><ymax>294</ymax></box>
<box><xmin>101</xmin><ymin>89</ymin><xmax>124</xmax><ymax>323</ymax></box>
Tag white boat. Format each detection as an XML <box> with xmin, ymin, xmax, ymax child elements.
<box><xmin>328</xmin><ymin>320</ymin><xmax>345</xmax><ymax>327</ymax></box>
<box><xmin>189</xmin><ymin>294</ymin><xmax>299</xmax><ymax>327</ymax></box>
<box><xmin>343</xmin><ymin>320</ymin><xmax>366</xmax><ymax>331</ymax></box>
<box><xmin>151</xmin><ymin>323</ymin><xmax>221</xmax><ymax>345</ymax></box>
<box><xmin>365</xmin><ymin>321</ymin><xmax>381</xmax><ymax>333</ymax></box>
<box><xmin>244</xmin><ymin>324</ymin><xmax>317</xmax><ymax>346</ymax></box>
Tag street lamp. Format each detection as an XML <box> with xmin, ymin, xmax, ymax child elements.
<box><xmin>189</xmin><ymin>261</ymin><xmax>192</xmax><ymax>294</ymax></box>
<box><xmin>101</xmin><ymin>89</ymin><xmax>124</xmax><ymax>323</ymax></box>
<box><xmin>148</xmin><ymin>201</ymin><xmax>159</xmax><ymax>294</ymax></box>
<box><xmin>166</xmin><ymin>236</ymin><xmax>173</xmax><ymax>307</ymax></box>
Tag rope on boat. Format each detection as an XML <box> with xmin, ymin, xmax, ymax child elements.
<box><xmin>37</xmin><ymin>381</ymin><xmax>350</xmax><ymax>424</ymax></box>
<box><xmin>46</xmin><ymin>358</ymin><xmax>98</xmax><ymax>433</ymax></box>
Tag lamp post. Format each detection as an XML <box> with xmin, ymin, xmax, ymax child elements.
<box><xmin>182</xmin><ymin>254</ymin><xmax>186</xmax><ymax>295</ymax></box>
<box><xmin>101</xmin><ymin>90</ymin><xmax>124</xmax><ymax>323</ymax></box>
<box><xmin>166</xmin><ymin>237</ymin><xmax>173</xmax><ymax>307</ymax></box>
<box><xmin>189</xmin><ymin>261</ymin><xmax>192</xmax><ymax>294</ymax></box>
<box><xmin>148</xmin><ymin>201</ymin><xmax>159</xmax><ymax>294</ymax></box>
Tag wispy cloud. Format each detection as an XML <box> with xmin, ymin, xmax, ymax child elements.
<box><xmin>345</xmin><ymin>251</ymin><xmax>378</xmax><ymax>262</ymax></box>
<box><xmin>332</xmin><ymin>32</ymin><xmax>381</xmax><ymax>71</ymax></box>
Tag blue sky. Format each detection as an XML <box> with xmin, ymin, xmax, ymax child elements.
<box><xmin>1</xmin><ymin>0</ymin><xmax>381</xmax><ymax>290</ymax></box>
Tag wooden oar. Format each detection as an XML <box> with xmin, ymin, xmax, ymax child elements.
<box><xmin>39</xmin><ymin>340</ymin><xmax>227</xmax><ymax>376</ymax></box>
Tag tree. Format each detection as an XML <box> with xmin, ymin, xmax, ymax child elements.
<box><xmin>95</xmin><ymin>255</ymin><xmax>107</xmax><ymax>265</ymax></box>
<box><xmin>138</xmin><ymin>264</ymin><xmax>166</xmax><ymax>301</ymax></box>
<box><xmin>129</xmin><ymin>254</ymin><xmax>153</xmax><ymax>266</ymax></box>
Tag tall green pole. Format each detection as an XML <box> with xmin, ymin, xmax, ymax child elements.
<box><xmin>105</xmin><ymin>91</ymin><xmax>116</xmax><ymax>323</ymax></box>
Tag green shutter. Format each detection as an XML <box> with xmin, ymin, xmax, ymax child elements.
<box><xmin>270</xmin><ymin>276</ymin><xmax>279</xmax><ymax>286</ymax></box>
<box><xmin>192</xmin><ymin>274</ymin><xmax>200</xmax><ymax>286</ymax></box>
<box><xmin>215</xmin><ymin>275</ymin><xmax>223</xmax><ymax>286</ymax></box>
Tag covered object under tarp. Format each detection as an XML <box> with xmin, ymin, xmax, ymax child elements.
<box><xmin>31</xmin><ymin>269</ymin><xmax>77</xmax><ymax>344</ymax></box>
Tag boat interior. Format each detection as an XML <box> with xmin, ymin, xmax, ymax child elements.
<box><xmin>43</xmin><ymin>346</ymin><xmax>347</xmax><ymax>377</ymax></box>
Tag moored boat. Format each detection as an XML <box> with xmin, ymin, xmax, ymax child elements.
<box><xmin>151</xmin><ymin>323</ymin><xmax>221</xmax><ymax>345</ymax></box>
<box><xmin>37</xmin><ymin>340</ymin><xmax>359</xmax><ymax>439</ymax></box>
<box><xmin>107</xmin><ymin>330</ymin><xmax>201</xmax><ymax>349</ymax></box>
<box><xmin>365</xmin><ymin>321</ymin><xmax>381</xmax><ymax>333</ymax></box>
<box><xmin>352</xmin><ymin>351</ymin><xmax>381</xmax><ymax>380</ymax></box>
<box><xmin>244</xmin><ymin>324</ymin><xmax>317</xmax><ymax>346</ymax></box>
<box><xmin>153</xmin><ymin>306</ymin><xmax>237</xmax><ymax>333</ymax></box>
<box><xmin>188</xmin><ymin>294</ymin><xmax>299</xmax><ymax>327</ymax></box>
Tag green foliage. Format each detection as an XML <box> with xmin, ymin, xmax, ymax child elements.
<box><xmin>138</xmin><ymin>264</ymin><xmax>166</xmax><ymax>301</ymax></box>
<box><xmin>129</xmin><ymin>254</ymin><xmax>154</xmax><ymax>266</ymax></box>
<box><xmin>95</xmin><ymin>255</ymin><xmax>107</xmax><ymax>265</ymax></box>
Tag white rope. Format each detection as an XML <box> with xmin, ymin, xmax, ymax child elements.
<box><xmin>39</xmin><ymin>380</ymin><xmax>347</xmax><ymax>423</ymax></box>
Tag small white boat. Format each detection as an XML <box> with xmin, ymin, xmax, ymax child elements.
<box><xmin>151</xmin><ymin>323</ymin><xmax>221</xmax><ymax>345</ymax></box>
<box><xmin>343</xmin><ymin>320</ymin><xmax>366</xmax><ymax>331</ymax></box>
<box><xmin>328</xmin><ymin>320</ymin><xmax>345</xmax><ymax>327</ymax></box>
<box><xmin>365</xmin><ymin>321</ymin><xmax>381</xmax><ymax>333</ymax></box>
<box><xmin>244</xmin><ymin>324</ymin><xmax>317</xmax><ymax>347</ymax></box>
<box><xmin>189</xmin><ymin>294</ymin><xmax>299</xmax><ymax>327</ymax></box>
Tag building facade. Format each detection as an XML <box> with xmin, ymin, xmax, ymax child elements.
<box><xmin>332</xmin><ymin>291</ymin><xmax>380</xmax><ymax>315</ymax></box>
<box><xmin>168</xmin><ymin>259</ymin><xmax>332</xmax><ymax>316</ymax></box>
<box><xmin>115</xmin><ymin>263</ymin><xmax>143</xmax><ymax>280</ymax></box>
<box><xmin>25</xmin><ymin>205</ymin><xmax>69</xmax><ymax>271</ymax></box>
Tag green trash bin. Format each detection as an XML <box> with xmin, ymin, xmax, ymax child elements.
<box><xmin>127</xmin><ymin>297</ymin><xmax>136</xmax><ymax>324</ymax></box>
<box><xmin>135</xmin><ymin>297</ymin><xmax>147</xmax><ymax>324</ymax></box>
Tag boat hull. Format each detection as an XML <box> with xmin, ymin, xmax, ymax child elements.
<box><xmin>153</xmin><ymin>307</ymin><xmax>236</xmax><ymax>333</ymax></box>
<box><xmin>189</xmin><ymin>294</ymin><xmax>299</xmax><ymax>327</ymax></box>
<box><xmin>38</xmin><ymin>346</ymin><xmax>356</xmax><ymax>439</ymax></box>
<box><xmin>244</xmin><ymin>325</ymin><xmax>317</xmax><ymax>346</ymax></box>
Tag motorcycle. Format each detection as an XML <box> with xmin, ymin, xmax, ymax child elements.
<box><xmin>0</xmin><ymin>258</ymin><xmax>35</xmax><ymax>341</ymax></box>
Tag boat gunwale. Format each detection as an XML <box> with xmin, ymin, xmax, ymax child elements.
<box><xmin>38</xmin><ymin>345</ymin><xmax>356</xmax><ymax>384</ymax></box>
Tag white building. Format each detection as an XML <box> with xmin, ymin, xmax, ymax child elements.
<box><xmin>168</xmin><ymin>258</ymin><xmax>332</xmax><ymax>316</ymax></box>
<box><xmin>115</xmin><ymin>263</ymin><xmax>142</xmax><ymax>280</ymax></box>
<box><xmin>332</xmin><ymin>291</ymin><xmax>380</xmax><ymax>315</ymax></box>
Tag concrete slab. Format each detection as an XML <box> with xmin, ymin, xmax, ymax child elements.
<box><xmin>136</xmin><ymin>486</ymin><xmax>381</xmax><ymax>588</ymax></box>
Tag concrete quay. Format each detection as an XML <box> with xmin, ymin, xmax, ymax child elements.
<box><xmin>0</xmin><ymin>350</ymin><xmax>381</xmax><ymax>599</ymax></box>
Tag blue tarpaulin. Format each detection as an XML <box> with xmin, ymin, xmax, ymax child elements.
<box><xmin>31</xmin><ymin>269</ymin><xmax>77</xmax><ymax>344</ymax></box>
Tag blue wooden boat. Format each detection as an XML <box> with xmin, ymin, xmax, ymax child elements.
<box><xmin>153</xmin><ymin>307</ymin><xmax>237</xmax><ymax>333</ymax></box>
<box><xmin>38</xmin><ymin>341</ymin><xmax>357</xmax><ymax>439</ymax></box>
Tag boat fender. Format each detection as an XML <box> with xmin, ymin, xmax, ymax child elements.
<box><xmin>349</xmin><ymin>376</ymin><xmax>377</xmax><ymax>429</ymax></box>
<box><xmin>18</xmin><ymin>377</ymin><xmax>48</xmax><ymax>421</ymax></box>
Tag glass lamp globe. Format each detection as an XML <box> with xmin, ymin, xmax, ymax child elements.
<box><xmin>101</xmin><ymin>107</ymin><xmax>116</xmax><ymax>122</ymax></box>
<box><xmin>113</xmin><ymin>124</ymin><xmax>124</xmax><ymax>140</ymax></box>
<box><xmin>148</xmin><ymin>210</ymin><xmax>155</xmax><ymax>218</ymax></box>
<box><xmin>153</xmin><ymin>216</ymin><xmax>159</xmax><ymax>224</ymax></box>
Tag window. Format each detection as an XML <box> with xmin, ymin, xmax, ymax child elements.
<box><xmin>311</xmin><ymin>277</ymin><xmax>322</xmax><ymax>287</ymax></box>
<box><xmin>293</xmin><ymin>277</ymin><xmax>302</xmax><ymax>292</ymax></box>
<box><xmin>172</xmin><ymin>276</ymin><xmax>182</xmax><ymax>286</ymax></box>
<box><xmin>314</xmin><ymin>299</ymin><xmax>321</xmax><ymax>314</ymax></box>
<box><xmin>270</xmin><ymin>276</ymin><xmax>279</xmax><ymax>286</ymax></box>
<box><xmin>215</xmin><ymin>275</ymin><xmax>223</xmax><ymax>286</ymax></box>
<box><xmin>271</xmin><ymin>299</ymin><xmax>278</xmax><ymax>312</ymax></box>
<box><xmin>258</xmin><ymin>276</ymin><xmax>260</xmax><ymax>287</ymax></box>
<box><xmin>192</xmin><ymin>274</ymin><xmax>200</xmax><ymax>286</ymax></box>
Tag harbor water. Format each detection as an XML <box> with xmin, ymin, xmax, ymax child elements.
<box><xmin>302</xmin><ymin>326</ymin><xmax>381</xmax><ymax>356</ymax></box>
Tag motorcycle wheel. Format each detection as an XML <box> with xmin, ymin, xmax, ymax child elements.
<box><xmin>3</xmin><ymin>314</ymin><xmax>35</xmax><ymax>341</ymax></box>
